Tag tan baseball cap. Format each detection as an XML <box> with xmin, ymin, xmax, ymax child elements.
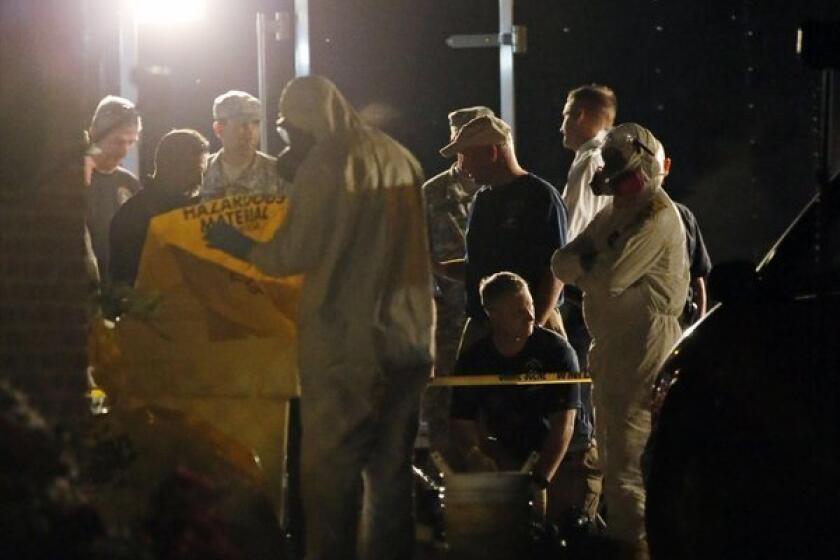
<box><xmin>440</xmin><ymin>115</ymin><xmax>511</xmax><ymax>158</ymax></box>
<box><xmin>447</xmin><ymin>106</ymin><xmax>495</xmax><ymax>130</ymax></box>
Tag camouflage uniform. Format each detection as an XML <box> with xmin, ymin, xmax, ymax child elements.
<box><xmin>422</xmin><ymin>164</ymin><xmax>480</xmax><ymax>451</ymax></box>
<box><xmin>200</xmin><ymin>149</ymin><xmax>284</xmax><ymax>198</ymax></box>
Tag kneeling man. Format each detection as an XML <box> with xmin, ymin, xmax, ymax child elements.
<box><xmin>449</xmin><ymin>271</ymin><xmax>599</xmax><ymax>524</ymax></box>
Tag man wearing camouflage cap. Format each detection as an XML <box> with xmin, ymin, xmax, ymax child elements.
<box><xmin>421</xmin><ymin>106</ymin><xmax>493</xmax><ymax>453</ymax></box>
<box><xmin>200</xmin><ymin>90</ymin><xmax>281</xmax><ymax>198</ymax></box>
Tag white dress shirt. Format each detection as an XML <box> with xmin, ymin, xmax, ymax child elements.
<box><xmin>562</xmin><ymin>130</ymin><xmax>612</xmax><ymax>242</ymax></box>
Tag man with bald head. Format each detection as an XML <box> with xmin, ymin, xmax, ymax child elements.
<box><xmin>439</xmin><ymin>115</ymin><xmax>569</xmax><ymax>352</ymax></box>
<box><xmin>110</xmin><ymin>130</ymin><xmax>208</xmax><ymax>287</ymax></box>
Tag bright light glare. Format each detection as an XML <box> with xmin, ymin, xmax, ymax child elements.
<box><xmin>134</xmin><ymin>0</ymin><xmax>207</xmax><ymax>25</ymax></box>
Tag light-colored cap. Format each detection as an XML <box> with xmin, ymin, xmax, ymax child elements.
<box><xmin>90</xmin><ymin>95</ymin><xmax>141</xmax><ymax>140</ymax></box>
<box><xmin>447</xmin><ymin>105</ymin><xmax>495</xmax><ymax>130</ymax></box>
<box><xmin>439</xmin><ymin>115</ymin><xmax>511</xmax><ymax>158</ymax></box>
<box><xmin>213</xmin><ymin>90</ymin><xmax>261</xmax><ymax>121</ymax></box>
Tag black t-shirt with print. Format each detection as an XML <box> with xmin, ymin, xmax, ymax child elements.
<box><xmin>450</xmin><ymin>327</ymin><xmax>586</xmax><ymax>462</ymax></box>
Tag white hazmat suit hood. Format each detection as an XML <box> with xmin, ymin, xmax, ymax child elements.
<box><xmin>249</xmin><ymin>75</ymin><xmax>435</xmax><ymax>559</ymax></box>
<box><xmin>551</xmin><ymin>123</ymin><xmax>688</xmax><ymax>549</ymax></box>
<box><xmin>251</xmin><ymin>75</ymin><xmax>434</xmax><ymax>371</ymax></box>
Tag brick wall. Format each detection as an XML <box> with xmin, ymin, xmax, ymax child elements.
<box><xmin>0</xmin><ymin>1</ymin><xmax>89</xmax><ymax>424</ymax></box>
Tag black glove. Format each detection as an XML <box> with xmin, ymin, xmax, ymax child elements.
<box><xmin>204</xmin><ymin>220</ymin><xmax>256</xmax><ymax>261</ymax></box>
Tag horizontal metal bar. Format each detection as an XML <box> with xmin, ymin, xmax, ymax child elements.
<box><xmin>446</xmin><ymin>33</ymin><xmax>502</xmax><ymax>49</ymax></box>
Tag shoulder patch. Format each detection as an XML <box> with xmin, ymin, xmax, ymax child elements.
<box><xmin>116</xmin><ymin>185</ymin><xmax>133</xmax><ymax>205</ymax></box>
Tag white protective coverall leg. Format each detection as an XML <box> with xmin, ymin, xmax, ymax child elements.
<box><xmin>246</xmin><ymin>76</ymin><xmax>435</xmax><ymax>560</ymax></box>
<box><xmin>551</xmin><ymin>123</ymin><xmax>688</xmax><ymax>554</ymax></box>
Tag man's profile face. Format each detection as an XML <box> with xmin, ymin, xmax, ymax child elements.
<box><xmin>94</xmin><ymin>125</ymin><xmax>139</xmax><ymax>171</ymax></box>
<box><xmin>215</xmin><ymin>117</ymin><xmax>259</xmax><ymax>155</ymax></box>
<box><xmin>560</xmin><ymin>99</ymin><xmax>585</xmax><ymax>151</ymax></box>
<box><xmin>458</xmin><ymin>145</ymin><xmax>494</xmax><ymax>183</ymax></box>
<box><xmin>487</xmin><ymin>288</ymin><xmax>535</xmax><ymax>343</ymax></box>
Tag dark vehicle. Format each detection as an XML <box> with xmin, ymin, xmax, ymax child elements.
<box><xmin>645</xmin><ymin>186</ymin><xmax>840</xmax><ymax>560</ymax></box>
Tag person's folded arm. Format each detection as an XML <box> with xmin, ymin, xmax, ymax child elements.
<box><xmin>605</xmin><ymin>214</ymin><xmax>666</xmax><ymax>296</ymax></box>
<box><xmin>551</xmin><ymin>232</ymin><xmax>595</xmax><ymax>284</ymax></box>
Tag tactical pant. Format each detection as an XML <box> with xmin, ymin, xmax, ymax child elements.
<box><xmin>547</xmin><ymin>443</ymin><xmax>602</xmax><ymax>524</ymax></box>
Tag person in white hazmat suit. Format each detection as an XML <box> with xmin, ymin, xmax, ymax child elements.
<box><xmin>205</xmin><ymin>75</ymin><xmax>434</xmax><ymax>560</ymax></box>
<box><xmin>550</xmin><ymin>123</ymin><xmax>688</xmax><ymax>559</ymax></box>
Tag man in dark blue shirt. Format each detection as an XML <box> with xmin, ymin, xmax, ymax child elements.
<box><xmin>449</xmin><ymin>272</ymin><xmax>599</xmax><ymax>525</ymax></box>
<box><xmin>438</xmin><ymin>115</ymin><xmax>568</xmax><ymax>353</ymax></box>
<box><xmin>110</xmin><ymin>130</ymin><xmax>208</xmax><ymax>287</ymax></box>
<box><xmin>674</xmin><ymin>202</ymin><xmax>712</xmax><ymax>326</ymax></box>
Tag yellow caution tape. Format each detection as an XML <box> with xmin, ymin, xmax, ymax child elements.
<box><xmin>429</xmin><ymin>372</ymin><xmax>592</xmax><ymax>387</ymax></box>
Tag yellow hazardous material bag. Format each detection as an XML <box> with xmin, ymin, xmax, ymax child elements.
<box><xmin>90</xmin><ymin>194</ymin><xmax>302</xmax><ymax>517</ymax></box>
<box><xmin>97</xmin><ymin>193</ymin><xmax>302</xmax><ymax>403</ymax></box>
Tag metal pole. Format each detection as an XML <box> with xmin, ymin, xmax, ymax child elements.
<box><xmin>118</xmin><ymin>0</ymin><xmax>139</xmax><ymax>175</ymax></box>
<box><xmin>294</xmin><ymin>0</ymin><xmax>310</xmax><ymax>76</ymax></box>
<box><xmin>256</xmin><ymin>13</ymin><xmax>269</xmax><ymax>151</ymax></box>
<box><xmin>499</xmin><ymin>0</ymin><xmax>515</xmax><ymax>138</ymax></box>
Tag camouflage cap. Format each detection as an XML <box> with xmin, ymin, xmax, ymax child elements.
<box><xmin>213</xmin><ymin>90</ymin><xmax>262</xmax><ymax>121</ymax></box>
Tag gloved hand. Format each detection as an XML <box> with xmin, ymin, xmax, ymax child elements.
<box><xmin>204</xmin><ymin>220</ymin><xmax>256</xmax><ymax>261</ymax></box>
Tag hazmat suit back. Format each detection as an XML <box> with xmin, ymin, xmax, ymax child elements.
<box><xmin>552</xmin><ymin>123</ymin><xmax>689</xmax><ymax>550</ymax></box>
<box><xmin>248</xmin><ymin>75</ymin><xmax>434</xmax><ymax>560</ymax></box>
<box><xmin>250</xmin><ymin>76</ymin><xmax>434</xmax><ymax>374</ymax></box>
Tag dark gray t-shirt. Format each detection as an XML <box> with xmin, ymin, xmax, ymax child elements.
<box><xmin>86</xmin><ymin>166</ymin><xmax>140</xmax><ymax>285</ymax></box>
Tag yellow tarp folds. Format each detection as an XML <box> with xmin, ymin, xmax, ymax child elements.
<box><xmin>97</xmin><ymin>193</ymin><xmax>302</xmax><ymax>404</ymax></box>
<box><xmin>89</xmin><ymin>194</ymin><xmax>302</xmax><ymax>517</ymax></box>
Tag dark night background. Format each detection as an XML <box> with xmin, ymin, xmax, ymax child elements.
<box><xmin>85</xmin><ymin>0</ymin><xmax>840</xmax><ymax>264</ymax></box>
